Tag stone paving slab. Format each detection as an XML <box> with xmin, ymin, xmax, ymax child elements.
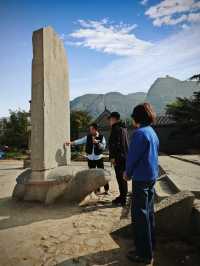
<box><xmin>155</xmin><ymin>175</ymin><xmax>180</xmax><ymax>201</ymax></box>
<box><xmin>170</xmin><ymin>155</ymin><xmax>200</xmax><ymax>166</ymax></box>
<box><xmin>159</xmin><ymin>156</ymin><xmax>200</xmax><ymax>197</ymax></box>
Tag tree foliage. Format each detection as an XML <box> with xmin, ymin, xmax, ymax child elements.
<box><xmin>70</xmin><ymin>110</ymin><xmax>92</xmax><ymax>139</ymax></box>
<box><xmin>190</xmin><ymin>73</ymin><xmax>200</xmax><ymax>82</ymax></box>
<box><xmin>0</xmin><ymin>109</ymin><xmax>30</xmax><ymax>149</ymax></box>
<box><xmin>166</xmin><ymin>91</ymin><xmax>200</xmax><ymax>134</ymax></box>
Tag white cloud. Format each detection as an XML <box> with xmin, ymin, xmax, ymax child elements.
<box><xmin>181</xmin><ymin>23</ymin><xmax>191</xmax><ymax>29</ymax></box>
<box><xmin>140</xmin><ymin>0</ymin><xmax>148</xmax><ymax>5</ymax></box>
<box><xmin>146</xmin><ymin>0</ymin><xmax>200</xmax><ymax>26</ymax></box>
<box><xmin>71</xmin><ymin>25</ymin><xmax>200</xmax><ymax>99</ymax></box>
<box><xmin>67</xmin><ymin>19</ymin><xmax>153</xmax><ymax>56</ymax></box>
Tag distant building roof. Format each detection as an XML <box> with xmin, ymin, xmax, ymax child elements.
<box><xmin>94</xmin><ymin>107</ymin><xmax>111</xmax><ymax>126</ymax></box>
<box><xmin>94</xmin><ymin>107</ymin><xmax>112</xmax><ymax>129</ymax></box>
<box><xmin>95</xmin><ymin>107</ymin><xmax>175</xmax><ymax>128</ymax></box>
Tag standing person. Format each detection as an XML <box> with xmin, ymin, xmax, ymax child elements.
<box><xmin>66</xmin><ymin>123</ymin><xmax>109</xmax><ymax>194</ymax></box>
<box><xmin>124</xmin><ymin>103</ymin><xmax>159</xmax><ymax>264</ymax></box>
<box><xmin>108</xmin><ymin>112</ymin><xmax>129</xmax><ymax>206</ymax></box>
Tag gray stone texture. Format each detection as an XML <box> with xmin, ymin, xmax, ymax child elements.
<box><xmin>12</xmin><ymin>167</ymin><xmax>111</xmax><ymax>204</ymax></box>
<box><xmin>155</xmin><ymin>190</ymin><xmax>195</xmax><ymax>237</ymax></box>
<box><xmin>12</xmin><ymin>27</ymin><xmax>112</xmax><ymax>204</ymax></box>
<box><xmin>155</xmin><ymin>175</ymin><xmax>180</xmax><ymax>202</ymax></box>
<box><xmin>31</xmin><ymin>26</ymin><xmax>70</xmax><ymax>180</ymax></box>
<box><xmin>61</xmin><ymin>168</ymin><xmax>111</xmax><ymax>202</ymax></box>
<box><xmin>191</xmin><ymin>199</ymin><xmax>200</xmax><ymax>235</ymax></box>
<box><xmin>23</xmin><ymin>159</ymin><xmax>31</xmax><ymax>169</ymax></box>
<box><xmin>159</xmin><ymin>156</ymin><xmax>200</xmax><ymax>197</ymax></box>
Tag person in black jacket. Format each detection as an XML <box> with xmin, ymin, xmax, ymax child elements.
<box><xmin>108</xmin><ymin>112</ymin><xmax>129</xmax><ymax>206</ymax></box>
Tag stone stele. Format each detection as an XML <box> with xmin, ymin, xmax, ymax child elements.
<box><xmin>12</xmin><ymin>26</ymin><xmax>111</xmax><ymax>204</ymax></box>
<box><xmin>31</xmin><ymin>26</ymin><xmax>70</xmax><ymax>180</ymax></box>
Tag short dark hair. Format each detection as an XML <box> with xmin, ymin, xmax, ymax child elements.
<box><xmin>108</xmin><ymin>111</ymin><xmax>120</xmax><ymax>120</ymax></box>
<box><xmin>89</xmin><ymin>123</ymin><xmax>98</xmax><ymax>130</ymax></box>
<box><xmin>131</xmin><ymin>103</ymin><xmax>156</xmax><ymax>125</ymax></box>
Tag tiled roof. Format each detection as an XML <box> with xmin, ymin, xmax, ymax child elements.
<box><xmin>95</xmin><ymin>108</ymin><xmax>111</xmax><ymax>124</ymax></box>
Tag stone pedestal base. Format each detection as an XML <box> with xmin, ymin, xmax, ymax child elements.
<box><xmin>155</xmin><ymin>190</ymin><xmax>195</xmax><ymax>237</ymax></box>
<box><xmin>12</xmin><ymin>167</ymin><xmax>111</xmax><ymax>205</ymax></box>
<box><xmin>23</xmin><ymin>159</ymin><xmax>31</xmax><ymax>169</ymax></box>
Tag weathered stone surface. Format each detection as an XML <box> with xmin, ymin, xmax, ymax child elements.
<box><xmin>12</xmin><ymin>27</ymin><xmax>111</xmax><ymax>204</ymax></box>
<box><xmin>45</xmin><ymin>182</ymin><xmax>69</xmax><ymax>204</ymax></box>
<box><xmin>155</xmin><ymin>175</ymin><xmax>179</xmax><ymax>202</ymax></box>
<box><xmin>62</xmin><ymin>168</ymin><xmax>111</xmax><ymax>203</ymax></box>
<box><xmin>23</xmin><ymin>159</ymin><xmax>31</xmax><ymax>169</ymax></box>
<box><xmin>13</xmin><ymin>166</ymin><xmax>73</xmax><ymax>203</ymax></box>
<box><xmin>12</xmin><ymin>168</ymin><xmax>111</xmax><ymax>204</ymax></box>
<box><xmin>16</xmin><ymin>168</ymin><xmax>31</xmax><ymax>184</ymax></box>
<box><xmin>155</xmin><ymin>190</ymin><xmax>195</xmax><ymax>236</ymax></box>
<box><xmin>191</xmin><ymin>199</ymin><xmax>200</xmax><ymax>235</ymax></box>
<box><xmin>23</xmin><ymin>181</ymin><xmax>49</xmax><ymax>202</ymax></box>
<box><xmin>159</xmin><ymin>156</ymin><xmax>200</xmax><ymax>197</ymax></box>
<box><xmin>31</xmin><ymin>26</ymin><xmax>70</xmax><ymax>180</ymax></box>
<box><xmin>47</xmin><ymin>166</ymin><xmax>74</xmax><ymax>182</ymax></box>
<box><xmin>12</xmin><ymin>184</ymin><xmax>26</xmax><ymax>200</ymax></box>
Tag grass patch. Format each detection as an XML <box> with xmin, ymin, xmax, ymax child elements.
<box><xmin>4</xmin><ymin>150</ymin><xmax>28</xmax><ymax>160</ymax></box>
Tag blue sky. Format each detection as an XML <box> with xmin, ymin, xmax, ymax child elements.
<box><xmin>0</xmin><ymin>0</ymin><xmax>200</xmax><ymax>117</ymax></box>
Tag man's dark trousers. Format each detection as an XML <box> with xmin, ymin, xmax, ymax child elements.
<box><xmin>88</xmin><ymin>158</ymin><xmax>109</xmax><ymax>191</ymax></box>
<box><xmin>132</xmin><ymin>181</ymin><xmax>156</xmax><ymax>260</ymax></box>
<box><xmin>114</xmin><ymin>159</ymin><xmax>127</xmax><ymax>200</ymax></box>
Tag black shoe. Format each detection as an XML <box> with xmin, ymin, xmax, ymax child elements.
<box><xmin>112</xmin><ymin>197</ymin><xmax>126</xmax><ymax>206</ymax></box>
<box><xmin>121</xmin><ymin>199</ymin><xmax>127</xmax><ymax>206</ymax></box>
<box><xmin>112</xmin><ymin>196</ymin><xmax>121</xmax><ymax>205</ymax></box>
<box><xmin>127</xmin><ymin>251</ymin><xmax>153</xmax><ymax>264</ymax></box>
<box><xmin>127</xmin><ymin>248</ymin><xmax>136</xmax><ymax>256</ymax></box>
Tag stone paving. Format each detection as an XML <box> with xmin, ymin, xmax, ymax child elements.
<box><xmin>0</xmin><ymin>160</ymin><xmax>200</xmax><ymax>266</ymax></box>
<box><xmin>159</xmin><ymin>156</ymin><xmax>200</xmax><ymax>196</ymax></box>
<box><xmin>0</xmin><ymin>160</ymin><xmax>130</xmax><ymax>266</ymax></box>
<box><xmin>170</xmin><ymin>155</ymin><xmax>200</xmax><ymax>166</ymax></box>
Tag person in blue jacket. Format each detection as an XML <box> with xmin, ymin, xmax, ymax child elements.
<box><xmin>124</xmin><ymin>102</ymin><xmax>159</xmax><ymax>264</ymax></box>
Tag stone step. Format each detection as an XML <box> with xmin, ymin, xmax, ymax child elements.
<box><xmin>155</xmin><ymin>175</ymin><xmax>180</xmax><ymax>202</ymax></box>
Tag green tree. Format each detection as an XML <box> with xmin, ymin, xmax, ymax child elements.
<box><xmin>166</xmin><ymin>91</ymin><xmax>200</xmax><ymax>135</ymax></box>
<box><xmin>0</xmin><ymin>109</ymin><xmax>30</xmax><ymax>149</ymax></box>
<box><xmin>70</xmin><ymin>110</ymin><xmax>92</xmax><ymax>139</ymax></box>
<box><xmin>190</xmin><ymin>73</ymin><xmax>200</xmax><ymax>82</ymax></box>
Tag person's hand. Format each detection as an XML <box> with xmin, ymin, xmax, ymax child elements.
<box><xmin>93</xmin><ymin>139</ymin><xmax>100</xmax><ymax>144</ymax></box>
<box><xmin>123</xmin><ymin>172</ymin><xmax>131</xmax><ymax>181</ymax></box>
<box><xmin>65</xmin><ymin>141</ymin><xmax>73</xmax><ymax>146</ymax></box>
<box><xmin>110</xmin><ymin>158</ymin><xmax>116</xmax><ymax>167</ymax></box>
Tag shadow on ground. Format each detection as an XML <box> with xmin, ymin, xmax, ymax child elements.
<box><xmin>0</xmin><ymin>197</ymin><xmax>83</xmax><ymax>230</ymax></box>
<box><xmin>55</xmin><ymin>225</ymin><xmax>200</xmax><ymax>266</ymax></box>
<box><xmin>1</xmin><ymin>190</ymin><xmax>199</xmax><ymax>266</ymax></box>
<box><xmin>0</xmin><ymin>196</ymin><xmax>124</xmax><ymax>230</ymax></box>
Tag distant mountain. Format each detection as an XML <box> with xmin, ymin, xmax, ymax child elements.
<box><xmin>70</xmin><ymin>76</ymin><xmax>200</xmax><ymax>118</ymax></box>
<box><xmin>146</xmin><ymin>76</ymin><xmax>200</xmax><ymax>114</ymax></box>
<box><xmin>70</xmin><ymin>92</ymin><xmax>147</xmax><ymax>118</ymax></box>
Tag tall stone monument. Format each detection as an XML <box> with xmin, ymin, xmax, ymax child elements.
<box><xmin>12</xmin><ymin>26</ymin><xmax>111</xmax><ymax>204</ymax></box>
<box><xmin>31</xmin><ymin>26</ymin><xmax>70</xmax><ymax>180</ymax></box>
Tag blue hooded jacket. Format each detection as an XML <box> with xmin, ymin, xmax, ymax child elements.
<box><xmin>126</xmin><ymin>126</ymin><xmax>159</xmax><ymax>181</ymax></box>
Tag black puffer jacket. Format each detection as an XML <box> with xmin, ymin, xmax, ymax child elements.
<box><xmin>108</xmin><ymin>121</ymin><xmax>129</xmax><ymax>161</ymax></box>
